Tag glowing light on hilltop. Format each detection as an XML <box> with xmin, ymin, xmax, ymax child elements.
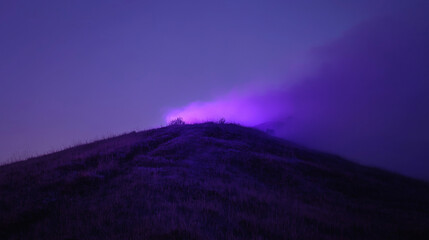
<box><xmin>165</xmin><ymin>91</ymin><xmax>291</xmax><ymax>126</ymax></box>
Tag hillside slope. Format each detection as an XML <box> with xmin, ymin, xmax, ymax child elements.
<box><xmin>0</xmin><ymin>123</ymin><xmax>428</xmax><ymax>239</ymax></box>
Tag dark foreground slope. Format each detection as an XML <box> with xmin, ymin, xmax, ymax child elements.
<box><xmin>0</xmin><ymin>123</ymin><xmax>428</xmax><ymax>240</ymax></box>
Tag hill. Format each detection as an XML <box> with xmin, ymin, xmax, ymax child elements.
<box><xmin>0</xmin><ymin>123</ymin><xmax>428</xmax><ymax>239</ymax></box>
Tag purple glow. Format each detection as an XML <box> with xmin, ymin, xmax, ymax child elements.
<box><xmin>166</xmin><ymin>90</ymin><xmax>292</xmax><ymax>126</ymax></box>
<box><xmin>165</xmin><ymin>10</ymin><xmax>429</xmax><ymax>180</ymax></box>
<box><xmin>1</xmin><ymin>0</ymin><xmax>428</xmax><ymax>180</ymax></box>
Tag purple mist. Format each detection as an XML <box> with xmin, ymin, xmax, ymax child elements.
<box><xmin>166</xmin><ymin>89</ymin><xmax>292</xmax><ymax>126</ymax></box>
<box><xmin>1</xmin><ymin>0</ymin><xmax>428</xmax><ymax>180</ymax></box>
<box><xmin>166</xmin><ymin>9</ymin><xmax>429</xmax><ymax>180</ymax></box>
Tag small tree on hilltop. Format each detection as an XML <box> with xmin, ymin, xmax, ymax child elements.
<box><xmin>169</xmin><ymin>117</ymin><xmax>185</xmax><ymax>126</ymax></box>
<box><xmin>218</xmin><ymin>118</ymin><xmax>226</xmax><ymax>124</ymax></box>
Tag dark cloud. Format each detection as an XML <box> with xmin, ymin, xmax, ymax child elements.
<box><xmin>169</xmin><ymin>10</ymin><xmax>429</xmax><ymax>179</ymax></box>
<box><xmin>282</xmin><ymin>11</ymin><xmax>429</xmax><ymax>180</ymax></box>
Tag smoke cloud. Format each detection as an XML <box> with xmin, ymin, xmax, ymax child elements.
<box><xmin>166</xmin><ymin>11</ymin><xmax>429</xmax><ymax>180</ymax></box>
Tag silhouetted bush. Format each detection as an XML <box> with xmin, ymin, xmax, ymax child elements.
<box><xmin>218</xmin><ymin>118</ymin><xmax>226</xmax><ymax>124</ymax></box>
<box><xmin>169</xmin><ymin>117</ymin><xmax>185</xmax><ymax>126</ymax></box>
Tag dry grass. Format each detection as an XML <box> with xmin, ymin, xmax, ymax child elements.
<box><xmin>0</xmin><ymin>123</ymin><xmax>428</xmax><ymax>239</ymax></box>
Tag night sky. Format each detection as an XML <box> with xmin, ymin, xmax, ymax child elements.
<box><xmin>1</xmin><ymin>1</ymin><xmax>428</xmax><ymax>179</ymax></box>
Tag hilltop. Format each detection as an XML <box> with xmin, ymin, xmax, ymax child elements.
<box><xmin>0</xmin><ymin>123</ymin><xmax>428</xmax><ymax>239</ymax></box>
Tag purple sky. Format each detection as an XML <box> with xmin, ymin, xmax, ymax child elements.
<box><xmin>1</xmin><ymin>1</ymin><xmax>428</xmax><ymax>179</ymax></box>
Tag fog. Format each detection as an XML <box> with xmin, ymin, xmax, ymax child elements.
<box><xmin>166</xmin><ymin>10</ymin><xmax>429</xmax><ymax>180</ymax></box>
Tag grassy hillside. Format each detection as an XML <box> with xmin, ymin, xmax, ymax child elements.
<box><xmin>0</xmin><ymin>123</ymin><xmax>428</xmax><ymax>239</ymax></box>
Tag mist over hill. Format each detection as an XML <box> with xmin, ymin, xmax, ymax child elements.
<box><xmin>0</xmin><ymin>123</ymin><xmax>428</xmax><ymax>239</ymax></box>
<box><xmin>165</xmin><ymin>9</ymin><xmax>429</xmax><ymax>180</ymax></box>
